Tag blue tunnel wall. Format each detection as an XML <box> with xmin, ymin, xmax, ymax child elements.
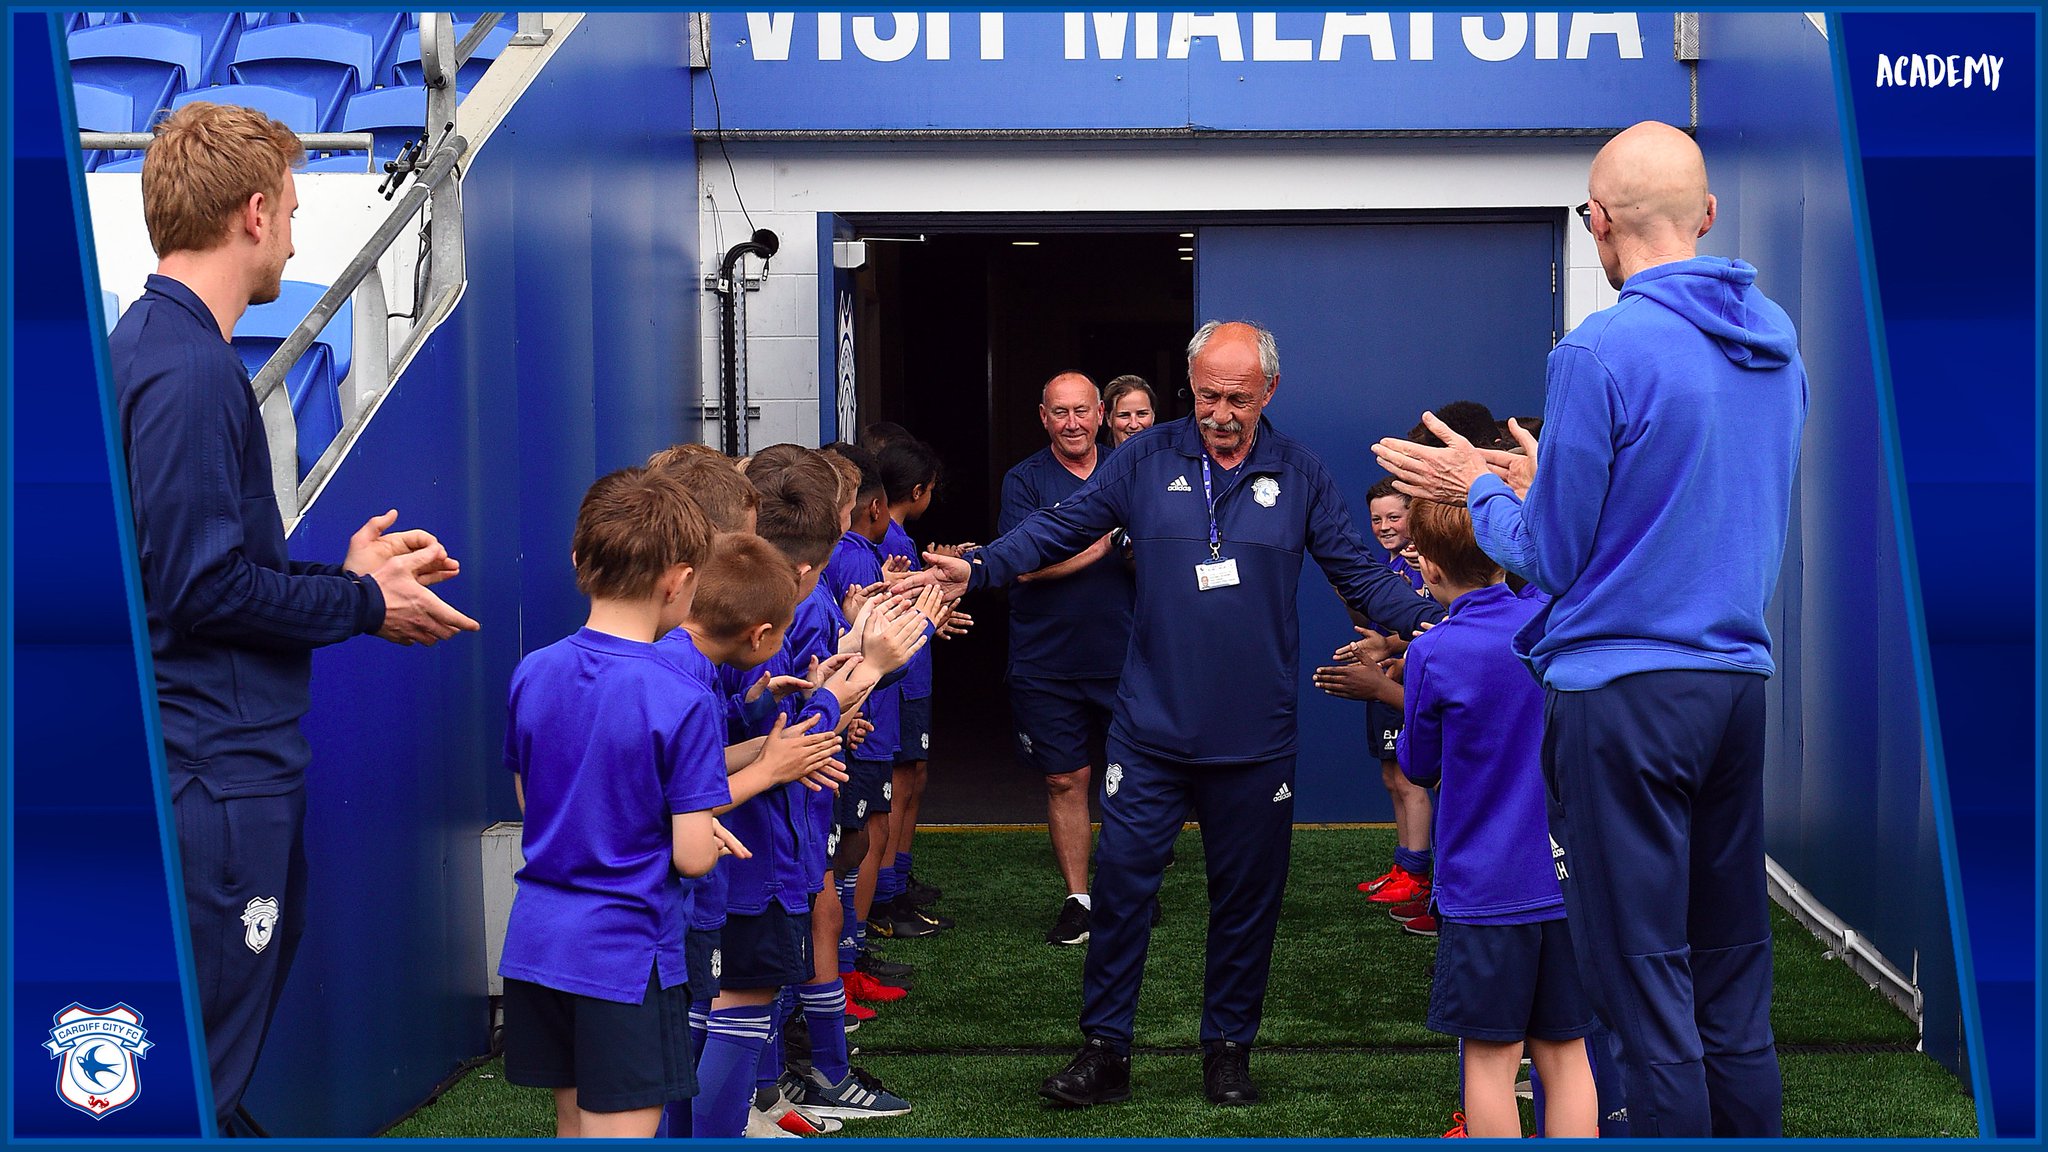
<box><xmin>251</xmin><ymin>15</ymin><xmax>699</xmax><ymax>1135</ymax></box>
<box><xmin>1697</xmin><ymin>13</ymin><xmax>1965</xmax><ymax>1079</ymax></box>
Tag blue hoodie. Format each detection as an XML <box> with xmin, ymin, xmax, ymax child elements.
<box><xmin>1468</xmin><ymin>256</ymin><xmax>1808</xmax><ymax>690</ymax></box>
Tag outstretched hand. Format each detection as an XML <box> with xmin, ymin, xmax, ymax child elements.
<box><xmin>893</xmin><ymin>550</ymin><xmax>971</xmax><ymax>601</ymax></box>
<box><xmin>1313</xmin><ymin>658</ymin><xmax>1399</xmax><ymax>704</ymax></box>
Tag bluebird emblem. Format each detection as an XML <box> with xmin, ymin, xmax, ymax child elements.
<box><xmin>45</xmin><ymin>1003</ymin><xmax>151</xmax><ymax>1119</ymax></box>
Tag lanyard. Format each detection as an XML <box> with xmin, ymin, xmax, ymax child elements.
<box><xmin>1200</xmin><ymin>456</ymin><xmax>1222</xmax><ymax>560</ymax></box>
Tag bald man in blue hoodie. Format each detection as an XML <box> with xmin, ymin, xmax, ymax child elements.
<box><xmin>1376</xmin><ymin>121</ymin><xmax>1807</xmax><ymax>1139</ymax></box>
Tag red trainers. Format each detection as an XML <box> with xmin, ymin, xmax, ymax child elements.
<box><xmin>1387</xmin><ymin>897</ymin><xmax>1432</xmax><ymax>923</ymax></box>
<box><xmin>1367</xmin><ymin>866</ymin><xmax>1429</xmax><ymax>904</ymax></box>
<box><xmin>843</xmin><ymin>999</ymin><xmax>876</xmax><ymax>1023</ymax></box>
<box><xmin>1401</xmin><ymin>911</ymin><xmax>1440</xmax><ymax>937</ymax></box>
<box><xmin>1442</xmin><ymin>1111</ymin><xmax>1468</xmax><ymax>1138</ymax></box>
<box><xmin>1357</xmin><ymin>865</ymin><xmax>1400</xmax><ymax>894</ymax></box>
<box><xmin>842</xmin><ymin>969</ymin><xmax>908</xmax><ymax>1003</ymax></box>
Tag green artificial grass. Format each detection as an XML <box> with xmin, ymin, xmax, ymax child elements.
<box><xmin>385</xmin><ymin>827</ymin><xmax>1973</xmax><ymax>1139</ymax></box>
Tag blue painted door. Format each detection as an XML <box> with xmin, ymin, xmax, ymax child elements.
<box><xmin>1194</xmin><ymin>219</ymin><xmax>1560</xmax><ymax>822</ymax></box>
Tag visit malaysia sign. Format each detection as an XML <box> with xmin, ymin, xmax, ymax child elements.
<box><xmin>691</xmin><ymin>12</ymin><xmax>1692</xmax><ymax>133</ymax></box>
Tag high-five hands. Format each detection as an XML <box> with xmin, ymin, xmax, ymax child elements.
<box><xmin>754</xmin><ymin>712</ymin><xmax>848</xmax><ymax>792</ymax></box>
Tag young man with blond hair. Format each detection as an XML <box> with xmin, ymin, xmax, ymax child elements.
<box><xmin>111</xmin><ymin>101</ymin><xmax>477</xmax><ymax>1134</ymax></box>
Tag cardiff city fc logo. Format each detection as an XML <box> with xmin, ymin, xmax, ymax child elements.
<box><xmin>241</xmin><ymin>896</ymin><xmax>280</xmax><ymax>954</ymax></box>
<box><xmin>1104</xmin><ymin>762</ymin><xmax>1123</xmax><ymax>797</ymax></box>
<box><xmin>1251</xmin><ymin>477</ymin><xmax>1279</xmax><ymax>508</ymax></box>
<box><xmin>44</xmin><ymin>1003</ymin><xmax>152</xmax><ymax>1119</ymax></box>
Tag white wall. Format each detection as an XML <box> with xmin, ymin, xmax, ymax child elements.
<box><xmin>695</xmin><ymin>138</ymin><xmax>1621</xmax><ymax>447</ymax></box>
<box><xmin>88</xmin><ymin>170</ymin><xmax>426</xmax><ymax>350</ymax></box>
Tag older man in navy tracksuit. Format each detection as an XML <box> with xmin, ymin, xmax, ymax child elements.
<box><xmin>909</xmin><ymin>321</ymin><xmax>1441</xmax><ymax>1107</ymax></box>
<box><xmin>1376</xmin><ymin>122</ymin><xmax>1808</xmax><ymax>1137</ymax></box>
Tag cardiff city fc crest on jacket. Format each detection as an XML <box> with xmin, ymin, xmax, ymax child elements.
<box><xmin>44</xmin><ymin>1003</ymin><xmax>152</xmax><ymax>1119</ymax></box>
<box><xmin>1252</xmin><ymin>477</ymin><xmax>1279</xmax><ymax>507</ymax></box>
<box><xmin>241</xmin><ymin>896</ymin><xmax>280</xmax><ymax>953</ymax></box>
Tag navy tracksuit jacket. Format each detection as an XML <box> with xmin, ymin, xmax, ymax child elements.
<box><xmin>968</xmin><ymin>414</ymin><xmax>1442</xmax><ymax>1049</ymax></box>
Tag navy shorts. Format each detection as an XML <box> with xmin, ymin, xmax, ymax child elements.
<box><xmin>503</xmin><ymin>964</ymin><xmax>695</xmax><ymax>1111</ymax></box>
<box><xmin>835</xmin><ymin>757</ymin><xmax>893</xmax><ymax>830</ymax></box>
<box><xmin>1427</xmin><ymin>917</ymin><xmax>1598</xmax><ymax>1044</ymax></box>
<box><xmin>1366</xmin><ymin>701</ymin><xmax>1402</xmax><ymax>760</ymax></box>
<box><xmin>896</xmin><ymin>694</ymin><xmax>932</xmax><ymax>764</ymax></box>
<box><xmin>718</xmin><ymin>904</ymin><xmax>813</xmax><ymax>990</ymax></box>
<box><xmin>686</xmin><ymin>927</ymin><xmax>722</xmax><ymax>1000</ymax></box>
<box><xmin>1010</xmin><ymin>674</ymin><xmax>1118</xmax><ymax>776</ymax></box>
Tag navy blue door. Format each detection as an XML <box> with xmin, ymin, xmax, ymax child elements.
<box><xmin>1195</xmin><ymin>219</ymin><xmax>1560</xmax><ymax>822</ymax></box>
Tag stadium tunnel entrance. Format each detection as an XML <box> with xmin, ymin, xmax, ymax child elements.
<box><xmin>828</xmin><ymin>212</ymin><xmax>1562</xmax><ymax>825</ymax></box>
<box><xmin>849</xmin><ymin>228</ymin><xmax>1195</xmax><ymax>823</ymax></box>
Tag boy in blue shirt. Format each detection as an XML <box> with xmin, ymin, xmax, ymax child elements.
<box><xmin>663</xmin><ymin>531</ymin><xmax>912</xmax><ymax>1137</ymax></box>
<box><xmin>499</xmin><ymin>467</ymin><xmax>744</xmax><ymax>1138</ymax></box>
<box><xmin>1357</xmin><ymin>477</ymin><xmax>1434</xmax><ymax>907</ymax></box>
<box><xmin>821</xmin><ymin>444</ymin><xmax>952</xmax><ymax>970</ymax></box>
<box><xmin>1399</xmin><ymin>499</ymin><xmax>1596</xmax><ymax>1139</ymax></box>
<box><xmin>868</xmin><ymin>434</ymin><xmax>962</xmax><ymax>936</ymax></box>
<box><xmin>747</xmin><ymin>446</ymin><xmax>928</xmax><ymax>1119</ymax></box>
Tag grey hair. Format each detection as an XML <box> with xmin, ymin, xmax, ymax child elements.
<box><xmin>1186</xmin><ymin>320</ymin><xmax>1279</xmax><ymax>384</ymax></box>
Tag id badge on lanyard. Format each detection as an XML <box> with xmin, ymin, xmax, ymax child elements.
<box><xmin>1195</xmin><ymin>456</ymin><xmax>1241</xmax><ymax>591</ymax></box>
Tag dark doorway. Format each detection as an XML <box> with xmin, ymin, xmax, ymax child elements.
<box><xmin>859</xmin><ymin>231</ymin><xmax>1194</xmax><ymax>823</ymax></box>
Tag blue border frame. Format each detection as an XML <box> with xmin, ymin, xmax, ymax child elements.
<box><xmin>43</xmin><ymin>10</ymin><xmax>220</xmax><ymax>1133</ymax></box>
<box><xmin>1824</xmin><ymin>12</ymin><xmax>1996</xmax><ymax>1136</ymax></box>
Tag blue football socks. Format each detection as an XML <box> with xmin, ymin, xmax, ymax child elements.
<box><xmin>798</xmin><ymin>980</ymin><xmax>852</xmax><ymax>1084</ymax></box>
<box><xmin>693</xmin><ymin>1003</ymin><xmax>772</xmax><ymax>1138</ymax></box>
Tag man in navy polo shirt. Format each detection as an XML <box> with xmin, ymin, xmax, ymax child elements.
<box><xmin>1374</xmin><ymin>121</ymin><xmax>1807</xmax><ymax>1137</ymax></box>
<box><xmin>1000</xmin><ymin>371</ymin><xmax>1135</xmax><ymax>947</ymax></box>
<box><xmin>905</xmin><ymin>322</ymin><xmax>1442</xmax><ymax>1106</ymax></box>
<box><xmin>110</xmin><ymin>102</ymin><xmax>477</xmax><ymax>1134</ymax></box>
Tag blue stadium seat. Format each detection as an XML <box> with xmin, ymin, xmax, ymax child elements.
<box><xmin>289</xmin><ymin>12</ymin><xmax>408</xmax><ymax>82</ymax></box>
<box><xmin>233</xmin><ymin>281</ymin><xmax>353</xmax><ymax>476</ymax></box>
<box><xmin>230</xmin><ymin>23</ymin><xmax>376</xmax><ymax>131</ymax></box>
<box><xmin>72</xmin><ymin>81</ymin><xmax>136</xmax><ymax>170</ymax></box>
<box><xmin>120</xmin><ymin>12</ymin><xmax>243</xmax><ymax>85</ymax></box>
<box><xmin>172</xmin><ymin>83</ymin><xmax>320</xmax><ymax>133</ymax></box>
<box><xmin>338</xmin><ymin>84</ymin><xmax>428</xmax><ymax>165</ymax></box>
<box><xmin>67</xmin><ymin>23</ymin><xmax>204</xmax><ymax>129</ymax></box>
<box><xmin>392</xmin><ymin>21</ymin><xmax>511</xmax><ymax>91</ymax></box>
<box><xmin>103</xmin><ymin>289</ymin><xmax>122</xmax><ymax>333</ymax></box>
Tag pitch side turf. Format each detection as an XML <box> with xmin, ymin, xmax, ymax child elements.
<box><xmin>385</xmin><ymin>828</ymin><xmax>1975</xmax><ymax>1139</ymax></box>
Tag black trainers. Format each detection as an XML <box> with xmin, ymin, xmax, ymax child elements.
<box><xmin>1039</xmin><ymin>1037</ymin><xmax>1132</xmax><ymax>1107</ymax></box>
<box><xmin>1202</xmin><ymin>1040</ymin><xmax>1259</xmax><ymax>1105</ymax></box>
<box><xmin>870</xmin><ymin>898</ymin><xmax>951</xmax><ymax>939</ymax></box>
<box><xmin>903</xmin><ymin>874</ymin><xmax>943</xmax><ymax>907</ymax></box>
<box><xmin>1046</xmin><ymin>895</ymin><xmax>1090</xmax><ymax>945</ymax></box>
<box><xmin>857</xmin><ymin>949</ymin><xmax>915</xmax><ymax>980</ymax></box>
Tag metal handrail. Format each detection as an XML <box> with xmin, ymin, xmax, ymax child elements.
<box><xmin>80</xmin><ymin>131</ymin><xmax>376</xmax><ymax>153</ymax></box>
<box><xmin>247</xmin><ymin>138</ymin><xmax>469</xmax><ymax>410</ymax></box>
<box><xmin>455</xmin><ymin>11</ymin><xmax>502</xmax><ymax>65</ymax></box>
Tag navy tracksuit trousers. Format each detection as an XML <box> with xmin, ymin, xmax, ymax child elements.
<box><xmin>1541</xmin><ymin>670</ymin><xmax>1781</xmax><ymax>1137</ymax></box>
<box><xmin>173</xmin><ymin>781</ymin><xmax>308</xmax><ymax>1133</ymax></box>
<box><xmin>1080</xmin><ymin>736</ymin><xmax>1295</xmax><ymax>1051</ymax></box>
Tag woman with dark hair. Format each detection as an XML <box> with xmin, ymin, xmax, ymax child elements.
<box><xmin>1101</xmin><ymin>375</ymin><xmax>1158</xmax><ymax>447</ymax></box>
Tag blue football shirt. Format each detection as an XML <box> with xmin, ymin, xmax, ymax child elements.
<box><xmin>500</xmin><ymin>628</ymin><xmax>731</xmax><ymax>1002</ymax></box>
